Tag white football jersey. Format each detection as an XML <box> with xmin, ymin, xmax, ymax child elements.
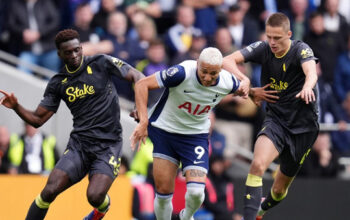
<box><xmin>149</xmin><ymin>60</ymin><xmax>240</xmax><ymax>134</ymax></box>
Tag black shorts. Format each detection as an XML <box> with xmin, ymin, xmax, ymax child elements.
<box><xmin>258</xmin><ymin>117</ymin><xmax>318</xmax><ymax>177</ymax></box>
<box><xmin>55</xmin><ymin>134</ymin><xmax>123</xmax><ymax>184</ymax></box>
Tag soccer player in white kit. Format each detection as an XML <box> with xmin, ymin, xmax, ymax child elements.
<box><xmin>130</xmin><ymin>47</ymin><xmax>243</xmax><ymax>220</ymax></box>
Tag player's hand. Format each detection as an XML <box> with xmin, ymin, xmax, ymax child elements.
<box><xmin>130</xmin><ymin>122</ymin><xmax>148</xmax><ymax>151</ymax></box>
<box><xmin>0</xmin><ymin>89</ymin><xmax>18</xmax><ymax>109</ymax></box>
<box><xmin>249</xmin><ymin>84</ymin><xmax>279</xmax><ymax>107</ymax></box>
<box><xmin>295</xmin><ymin>87</ymin><xmax>315</xmax><ymax>104</ymax></box>
<box><xmin>235</xmin><ymin>77</ymin><xmax>250</xmax><ymax>99</ymax></box>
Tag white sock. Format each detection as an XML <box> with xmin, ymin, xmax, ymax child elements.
<box><xmin>154</xmin><ymin>192</ymin><xmax>173</xmax><ymax>220</ymax></box>
<box><xmin>182</xmin><ymin>182</ymin><xmax>205</xmax><ymax>220</ymax></box>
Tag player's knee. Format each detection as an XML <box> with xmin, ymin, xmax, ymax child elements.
<box><xmin>250</xmin><ymin>159</ymin><xmax>268</xmax><ymax>176</ymax></box>
<box><xmin>41</xmin><ymin>184</ymin><xmax>60</xmax><ymax>203</ymax></box>
<box><xmin>87</xmin><ymin>191</ymin><xmax>106</xmax><ymax>208</ymax></box>
<box><xmin>271</xmin><ymin>187</ymin><xmax>287</xmax><ymax>199</ymax></box>
<box><xmin>185</xmin><ymin>184</ymin><xmax>205</xmax><ymax>206</ymax></box>
<box><xmin>155</xmin><ymin>183</ymin><xmax>173</xmax><ymax>195</ymax></box>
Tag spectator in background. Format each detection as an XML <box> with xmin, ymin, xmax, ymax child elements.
<box><xmin>165</xmin><ymin>4</ymin><xmax>202</xmax><ymax>57</ymax></box>
<box><xmin>226</xmin><ymin>4</ymin><xmax>259</xmax><ymax>49</ymax></box>
<box><xmin>7</xmin><ymin>0</ymin><xmax>60</xmax><ymax>75</ymax></box>
<box><xmin>106</xmin><ymin>11</ymin><xmax>145</xmax><ymax>65</ymax></box>
<box><xmin>0</xmin><ymin>0</ymin><xmax>10</xmax><ymax>53</ymax></box>
<box><xmin>203</xmin><ymin>155</ymin><xmax>242</xmax><ymax>220</ymax></box>
<box><xmin>246</xmin><ymin>0</ymin><xmax>278</xmax><ymax>30</ymax></box>
<box><xmin>338</xmin><ymin>0</ymin><xmax>350</xmax><ymax>24</ymax></box>
<box><xmin>119</xmin><ymin>156</ymin><xmax>156</xmax><ymax>220</ymax></box>
<box><xmin>136</xmin><ymin>39</ymin><xmax>168</xmax><ymax>107</ymax></box>
<box><xmin>332</xmin><ymin>92</ymin><xmax>350</xmax><ymax>157</ymax></box>
<box><xmin>91</xmin><ymin>0</ymin><xmax>119</xmax><ymax>37</ymax></box>
<box><xmin>316</xmin><ymin>62</ymin><xmax>345</xmax><ymax>128</ymax></box>
<box><xmin>134</xmin><ymin>15</ymin><xmax>159</xmax><ymax>51</ymax></box>
<box><xmin>298</xmin><ymin>132</ymin><xmax>344</xmax><ymax>178</ymax></box>
<box><xmin>304</xmin><ymin>11</ymin><xmax>344</xmax><ymax>84</ymax></box>
<box><xmin>298</xmin><ymin>62</ymin><xmax>345</xmax><ymax>178</ymax></box>
<box><xmin>182</xmin><ymin>0</ymin><xmax>223</xmax><ymax>44</ymax></box>
<box><xmin>0</xmin><ymin>125</ymin><xmax>11</xmax><ymax>173</ymax></box>
<box><xmin>214</xmin><ymin>62</ymin><xmax>258</xmax><ymax>160</ymax></box>
<box><xmin>209</xmin><ymin>112</ymin><xmax>226</xmax><ymax>158</ymax></box>
<box><xmin>7</xmin><ymin>123</ymin><xmax>59</xmax><ymax>175</ymax></box>
<box><xmin>284</xmin><ymin>0</ymin><xmax>310</xmax><ymax>41</ymax></box>
<box><xmin>154</xmin><ymin>0</ymin><xmax>177</xmax><ymax>35</ymax></box>
<box><xmin>214</xmin><ymin>27</ymin><xmax>237</xmax><ymax>57</ymax></box>
<box><xmin>71</xmin><ymin>3</ymin><xmax>100</xmax><ymax>44</ymax></box>
<box><xmin>334</xmin><ymin>33</ymin><xmax>350</xmax><ymax>103</ymax></box>
<box><xmin>71</xmin><ymin>2</ymin><xmax>113</xmax><ymax>56</ymax></box>
<box><xmin>132</xmin><ymin>163</ymin><xmax>156</xmax><ymax>220</ymax></box>
<box><xmin>124</xmin><ymin>0</ymin><xmax>162</xmax><ymax>20</ymax></box>
<box><xmin>322</xmin><ymin>0</ymin><xmax>349</xmax><ymax>48</ymax></box>
<box><xmin>106</xmin><ymin>11</ymin><xmax>145</xmax><ymax>101</ymax></box>
<box><xmin>170</xmin><ymin>29</ymin><xmax>207</xmax><ymax>66</ymax></box>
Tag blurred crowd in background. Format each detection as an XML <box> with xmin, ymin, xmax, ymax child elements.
<box><xmin>1</xmin><ymin>0</ymin><xmax>350</xmax><ymax>218</ymax></box>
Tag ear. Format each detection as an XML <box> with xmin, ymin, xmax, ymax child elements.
<box><xmin>287</xmin><ymin>30</ymin><xmax>292</xmax><ymax>38</ymax></box>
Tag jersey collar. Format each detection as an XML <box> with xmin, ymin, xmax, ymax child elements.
<box><xmin>65</xmin><ymin>56</ymin><xmax>84</xmax><ymax>74</ymax></box>
<box><xmin>274</xmin><ymin>40</ymin><xmax>292</xmax><ymax>59</ymax></box>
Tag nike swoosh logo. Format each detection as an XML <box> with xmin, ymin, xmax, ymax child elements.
<box><xmin>184</xmin><ymin>90</ymin><xmax>194</xmax><ymax>93</ymax></box>
<box><xmin>193</xmin><ymin>160</ymin><xmax>204</xmax><ymax>164</ymax></box>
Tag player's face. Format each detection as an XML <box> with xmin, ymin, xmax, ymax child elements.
<box><xmin>57</xmin><ymin>38</ymin><xmax>83</xmax><ymax>69</ymax></box>
<box><xmin>197</xmin><ymin>61</ymin><xmax>221</xmax><ymax>87</ymax></box>
<box><xmin>265</xmin><ymin>25</ymin><xmax>292</xmax><ymax>57</ymax></box>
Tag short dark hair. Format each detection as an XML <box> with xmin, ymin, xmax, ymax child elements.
<box><xmin>266</xmin><ymin>12</ymin><xmax>290</xmax><ymax>32</ymax></box>
<box><xmin>55</xmin><ymin>29</ymin><xmax>80</xmax><ymax>49</ymax></box>
<box><xmin>309</xmin><ymin>10</ymin><xmax>323</xmax><ymax>20</ymax></box>
<box><xmin>149</xmin><ymin>38</ymin><xmax>164</xmax><ymax>48</ymax></box>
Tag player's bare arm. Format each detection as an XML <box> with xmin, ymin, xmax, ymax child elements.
<box><xmin>124</xmin><ymin>67</ymin><xmax>145</xmax><ymax>83</ymax></box>
<box><xmin>249</xmin><ymin>84</ymin><xmax>280</xmax><ymax>107</ymax></box>
<box><xmin>130</xmin><ymin>74</ymin><xmax>160</xmax><ymax>151</ymax></box>
<box><xmin>223</xmin><ymin>50</ymin><xmax>250</xmax><ymax>98</ymax></box>
<box><xmin>0</xmin><ymin>89</ymin><xmax>54</xmax><ymax>128</ymax></box>
<box><xmin>296</xmin><ymin>60</ymin><xmax>318</xmax><ymax>104</ymax></box>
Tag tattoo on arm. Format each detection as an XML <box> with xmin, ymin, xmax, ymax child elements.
<box><xmin>189</xmin><ymin>170</ymin><xmax>206</xmax><ymax>177</ymax></box>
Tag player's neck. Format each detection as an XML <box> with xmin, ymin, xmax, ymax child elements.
<box><xmin>65</xmin><ymin>56</ymin><xmax>84</xmax><ymax>74</ymax></box>
<box><xmin>274</xmin><ymin>40</ymin><xmax>291</xmax><ymax>58</ymax></box>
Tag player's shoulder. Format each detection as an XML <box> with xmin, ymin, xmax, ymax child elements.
<box><xmin>179</xmin><ymin>60</ymin><xmax>197</xmax><ymax>69</ymax></box>
<box><xmin>84</xmin><ymin>54</ymin><xmax>107</xmax><ymax>63</ymax></box>
<box><xmin>177</xmin><ymin>60</ymin><xmax>196</xmax><ymax>76</ymax></box>
<box><xmin>292</xmin><ymin>40</ymin><xmax>315</xmax><ymax>58</ymax></box>
<box><xmin>220</xmin><ymin>68</ymin><xmax>232</xmax><ymax>77</ymax></box>
<box><xmin>244</xmin><ymin>40</ymin><xmax>268</xmax><ymax>51</ymax></box>
<box><xmin>292</xmin><ymin>40</ymin><xmax>311</xmax><ymax>50</ymax></box>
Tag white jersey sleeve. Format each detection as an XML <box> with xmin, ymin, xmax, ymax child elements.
<box><xmin>150</xmin><ymin>60</ymin><xmax>240</xmax><ymax>134</ymax></box>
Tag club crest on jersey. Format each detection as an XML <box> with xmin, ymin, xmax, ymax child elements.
<box><xmin>178</xmin><ymin>102</ymin><xmax>211</xmax><ymax>115</ymax></box>
<box><xmin>300</xmin><ymin>48</ymin><xmax>314</xmax><ymax>59</ymax></box>
<box><xmin>247</xmin><ymin>41</ymin><xmax>262</xmax><ymax>52</ymax></box>
<box><xmin>167</xmin><ymin>67</ymin><xmax>179</xmax><ymax>77</ymax></box>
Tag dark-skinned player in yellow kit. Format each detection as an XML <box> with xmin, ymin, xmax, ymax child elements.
<box><xmin>0</xmin><ymin>29</ymin><xmax>144</xmax><ymax>220</ymax></box>
<box><xmin>223</xmin><ymin>13</ymin><xmax>319</xmax><ymax>220</ymax></box>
